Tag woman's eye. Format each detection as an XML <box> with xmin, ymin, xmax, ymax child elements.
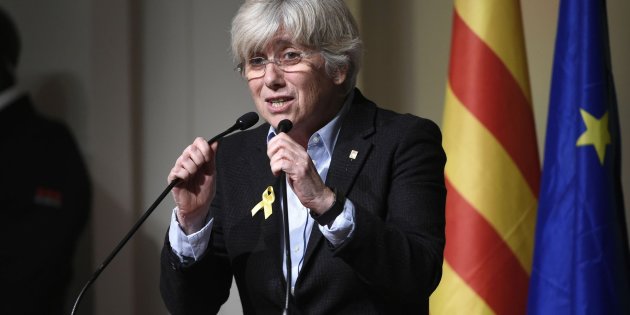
<box><xmin>248</xmin><ymin>57</ymin><xmax>266</xmax><ymax>66</ymax></box>
<box><xmin>283</xmin><ymin>51</ymin><xmax>302</xmax><ymax>60</ymax></box>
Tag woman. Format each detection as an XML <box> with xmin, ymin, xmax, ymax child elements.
<box><xmin>161</xmin><ymin>1</ymin><xmax>446</xmax><ymax>313</ymax></box>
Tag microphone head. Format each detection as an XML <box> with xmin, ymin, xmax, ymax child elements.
<box><xmin>277</xmin><ymin>119</ymin><xmax>293</xmax><ymax>133</ymax></box>
<box><xmin>237</xmin><ymin>112</ymin><xmax>259</xmax><ymax>130</ymax></box>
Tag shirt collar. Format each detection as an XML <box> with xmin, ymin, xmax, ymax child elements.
<box><xmin>0</xmin><ymin>85</ymin><xmax>25</xmax><ymax>112</ymax></box>
<box><xmin>266</xmin><ymin>90</ymin><xmax>354</xmax><ymax>155</ymax></box>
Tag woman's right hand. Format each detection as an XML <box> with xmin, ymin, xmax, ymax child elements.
<box><xmin>168</xmin><ymin>137</ymin><xmax>217</xmax><ymax>235</ymax></box>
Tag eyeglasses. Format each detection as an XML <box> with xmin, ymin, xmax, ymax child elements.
<box><xmin>236</xmin><ymin>51</ymin><xmax>314</xmax><ymax>80</ymax></box>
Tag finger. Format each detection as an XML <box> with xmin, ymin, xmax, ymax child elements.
<box><xmin>269</xmin><ymin>141</ymin><xmax>315</xmax><ymax>177</ymax></box>
<box><xmin>268</xmin><ymin>139</ymin><xmax>300</xmax><ymax>165</ymax></box>
<box><xmin>180</xmin><ymin>151</ymin><xmax>201</xmax><ymax>176</ymax></box>
<box><xmin>270</xmin><ymin>151</ymin><xmax>312</xmax><ymax>179</ymax></box>
<box><xmin>187</xmin><ymin>145</ymin><xmax>207</xmax><ymax>169</ymax></box>
<box><xmin>169</xmin><ymin>145</ymin><xmax>203</xmax><ymax>183</ymax></box>
<box><xmin>269</xmin><ymin>143</ymin><xmax>298</xmax><ymax>171</ymax></box>
<box><xmin>168</xmin><ymin>167</ymin><xmax>182</xmax><ymax>183</ymax></box>
<box><xmin>207</xmin><ymin>141</ymin><xmax>219</xmax><ymax>169</ymax></box>
<box><xmin>269</xmin><ymin>153</ymin><xmax>286</xmax><ymax>176</ymax></box>
<box><xmin>267</xmin><ymin>133</ymin><xmax>298</xmax><ymax>157</ymax></box>
<box><xmin>182</xmin><ymin>137</ymin><xmax>214</xmax><ymax>171</ymax></box>
<box><xmin>169</xmin><ymin>161</ymin><xmax>191</xmax><ymax>183</ymax></box>
<box><xmin>192</xmin><ymin>137</ymin><xmax>212</xmax><ymax>163</ymax></box>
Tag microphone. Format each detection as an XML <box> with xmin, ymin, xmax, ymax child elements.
<box><xmin>237</xmin><ymin>111</ymin><xmax>260</xmax><ymax>130</ymax></box>
<box><xmin>277</xmin><ymin>119</ymin><xmax>292</xmax><ymax>133</ymax></box>
<box><xmin>275</xmin><ymin>119</ymin><xmax>293</xmax><ymax>314</ymax></box>
<box><xmin>204</xmin><ymin>111</ymin><xmax>259</xmax><ymax>147</ymax></box>
<box><xmin>70</xmin><ymin>112</ymin><xmax>259</xmax><ymax>315</ymax></box>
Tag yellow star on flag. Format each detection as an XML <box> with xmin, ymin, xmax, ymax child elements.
<box><xmin>576</xmin><ymin>108</ymin><xmax>610</xmax><ymax>165</ymax></box>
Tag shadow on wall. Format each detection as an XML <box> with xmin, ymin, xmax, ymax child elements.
<box><xmin>67</xmin><ymin>178</ymin><xmax>143</xmax><ymax>315</ymax></box>
<box><xmin>27</xmin><ymin>72</ymin><xmax>94</xmax><ymax>314</ymax></box>
<box><xmin>135</xmin><ymin>230</ymin><xmax>168</xmax><ymax>314</ymax></box>
<box><xmin>30</xmin><ymin>72</ymin><xmax>90</xmax><ymax>146</ymax></box>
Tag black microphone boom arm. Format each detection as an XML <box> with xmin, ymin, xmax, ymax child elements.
<box><xmin>70</xmin><ymin>112</ymin><xmax>259</xmax><ymax>315</ymax></box>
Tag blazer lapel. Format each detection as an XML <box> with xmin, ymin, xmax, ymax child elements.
<box><xmin>244</xmin><ymin>124</ymin><xmax>288</xmax><ymax>294</ymax></box>
<box><xmin>300</xmin><ymin>89</ymin><xmax>376</xmax><ymax>274</ymax></box>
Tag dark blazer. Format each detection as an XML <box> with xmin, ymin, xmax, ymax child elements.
<box><xmin>161</xmin><ymin>89</ymin><xmax>446</xmax><ymax>314</ymax></box>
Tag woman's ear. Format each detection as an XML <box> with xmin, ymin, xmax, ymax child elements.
<box><xmin>332</xmin><ymin>65</ymin><xmax>349</xmax><ymax>85</ymax></box>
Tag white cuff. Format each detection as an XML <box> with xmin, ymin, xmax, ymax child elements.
<box><xmin>168</xmin><ymin>207</ymin><xmax>213</xmax><ymax>262</ymax></box>
<box><xmin>318</xmin><ymin>198</ymin><xmax>355</xmax><ymax>247</ymax></box>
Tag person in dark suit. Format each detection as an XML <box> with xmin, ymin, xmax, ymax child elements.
<box><xmin>0</xmin><ymin>7</ymin><xmax>91</xmax><ymax>315</ymax></box>
<box><xmin>160</xmin><ymin>0</ymin><xmax>446</xmax><ymax>314</ymax></box>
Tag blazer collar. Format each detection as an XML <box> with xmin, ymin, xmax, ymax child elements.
<box><xmin>300</xmin><ymin>88</ymin><xmax>377</xmax><ymax>279</ymax></box>
<box><xmin>240</xmin><ymin>124</ymin><xmax>289</xmax><ymax>294</ymax></box>
<box><xmin>244</xmin><ymin>88</ymin><xmax>378</xmax><ymax>287</ymax></box>
<box><xmin>250</xmin><ymin>87</ymin><xmax>376</xmax><ymax>189</ymax></box>
<box><xmin>325</xmin><ymin>88</ymin><xmax>376</xmax><ymax>193</ymax></box>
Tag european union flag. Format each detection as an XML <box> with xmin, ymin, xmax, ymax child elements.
<box><xmin>527</xmin><ymin>0</ymin><xmax>630</xmax><ymax>314</ymax></box>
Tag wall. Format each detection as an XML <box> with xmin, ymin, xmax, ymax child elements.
<box><xmin>136</xmin><ymin>1</ymin><xmax>250</xmax><ymax>314</ymax></box>
<box><xmin>2</xmin><ymin>1</ymin><xmax>628</xmax><ymax>314</ymax></box>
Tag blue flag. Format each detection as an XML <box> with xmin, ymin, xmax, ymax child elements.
<box><xmin>527</xmin><ymin>0</ymin><xmax>630</xmax><ymax>314</ymax></box>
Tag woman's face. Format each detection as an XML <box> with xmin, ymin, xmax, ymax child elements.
<box><xmin>246</xmin><ymin>34</ymin><xmax>347</xmax><ymax>142</ymax></box>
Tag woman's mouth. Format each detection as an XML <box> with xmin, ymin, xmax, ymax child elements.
<box><xmin>270</xmin><ymin>99</ymin><xmax>289</xmax><ymax>108</ymax></box>
<box><xmin>266</xmin><ymin>97</ymin><xmax>294</xmax><ymax>111</ymax></box>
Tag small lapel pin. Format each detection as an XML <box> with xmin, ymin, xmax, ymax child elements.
<box><xmin>349</xmin><ymin>150</ymin><xmax>358</xmax><ymax>160</ymax></box>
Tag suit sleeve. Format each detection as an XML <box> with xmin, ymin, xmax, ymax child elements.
<box><xmin>160</xmin><ymin>230</ymin><xmax>232</xmax><ymax>314</ymax></box>
<box><xmin>160</xmin><ymin>157</ymin><xmax>233</xmax><ymax>314</ymax></box>
<box><xmin>332</xmin><ymin>116</ymin><xmax>446</xmax><ymax>305</ymax></box>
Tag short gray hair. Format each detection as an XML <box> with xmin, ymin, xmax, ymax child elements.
<box><xmin>231</xmin><ymin>0</ymin><xmax>363</xmax><ymax>92</ymax></box>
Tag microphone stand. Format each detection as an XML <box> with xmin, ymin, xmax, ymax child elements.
<box><xmin>280</xmin><ymin>172</ymin><xmax>292</xmax><ymax>315</ymax></box>
<box><xmin>275</xmin><ymin>119</ymin><xmax>293</xmax><ymax>314</ymax></box>
<box><xmin>70</xmin><ymin>112</ymin><xmax>259</xmax><ymax>315</ymax></box>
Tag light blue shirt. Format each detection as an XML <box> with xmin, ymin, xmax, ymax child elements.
<box><xmin>169</xmin><ymin>93</ymin><xmax>356</xmax><ymax>291</ymax></box>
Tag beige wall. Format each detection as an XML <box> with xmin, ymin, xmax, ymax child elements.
<box><xmin>1</xmin><ymin>1</ymin><xmax>628</xmax><ymax>314</ymax></box>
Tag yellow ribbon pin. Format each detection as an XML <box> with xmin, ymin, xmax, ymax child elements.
<box><xmin>251</xmin><ymin>186</ymin><xmax>275</xmax><ymax>219</ymax></box>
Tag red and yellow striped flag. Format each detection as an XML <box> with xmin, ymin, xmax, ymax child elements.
<box><xmin>430</xmin><ymin>0</ymin><xmax>540</xmax><ymax>314</ymax></box>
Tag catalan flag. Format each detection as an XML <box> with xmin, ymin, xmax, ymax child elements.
<box><xmin>527</xmin><ymin>0</ymin><xmax>630</xmax><ymax>314</ymax></box>
<box><xmin>430</xmin><ymin>0</ymin><xmax>540</xmax><ymax>314</ymax></box>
